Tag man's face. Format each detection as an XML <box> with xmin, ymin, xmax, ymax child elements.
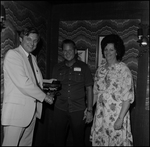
<box><xmin>63</xmin><ymin>43</ymin><xmax>76</xmax><ymax>61</ymax></box>
<box><xmin>20</xmin><ymin>33</ymin><xmax>39</xmax><ymax>53</ymax></box>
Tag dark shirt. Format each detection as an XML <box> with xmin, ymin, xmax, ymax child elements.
<box><xmin>52</xmin><ymin>60</ymin><xmax>94</xmax><ymax>112</ymax></box>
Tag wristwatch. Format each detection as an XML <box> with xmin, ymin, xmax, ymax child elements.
<box><xmin>87</xmin><ymin>109</ymin><xmax>93</xmax><ymax>113</ymax></box>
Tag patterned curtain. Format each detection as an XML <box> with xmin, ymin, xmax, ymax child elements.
<box><xmin>58</xmin><ymin>19</ymin><xmax>140</xmax><ymax>86</ymax></box>
<box><xmin>1</xmin><ymin>1</ymin><xmax>47</xmax><ymax>103</ymax></box>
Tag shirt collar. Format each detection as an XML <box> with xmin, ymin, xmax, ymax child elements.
<box><xmin>63</xmin><ymin>59</ymin><xmax>81</xmax><ymax>68</ymax></box>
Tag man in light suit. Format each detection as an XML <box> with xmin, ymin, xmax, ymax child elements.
<box><xmin>1</xmin><ymin>27</ymin><xmax>54</xmax><ymax>146</ymax></box>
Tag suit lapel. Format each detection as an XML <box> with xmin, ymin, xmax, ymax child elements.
<box><xmin>17</xmin><ymin>46</ymin><xmax>36</xmax><ymax>85</ymax></box>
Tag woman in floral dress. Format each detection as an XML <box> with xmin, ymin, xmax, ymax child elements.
<box><xmin>90</xmin><ymin>34</ymin><xmax>134</xmax><ymax>146</ymax></box>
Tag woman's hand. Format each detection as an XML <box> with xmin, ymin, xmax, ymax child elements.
<box><xmin>114</xmin><ymin>117</ymin><xmax>123</xmax><ymax>130</ymax></box>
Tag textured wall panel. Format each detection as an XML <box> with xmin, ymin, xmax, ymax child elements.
<box><xmin>58</xmin><ymin>19</ymin><xmax>140</xmax><ymax>86</ymax></box>
<box><xmin>1</xmin><ymin>1</ymin><xmax>47</xmax><ymax>103</ymax></box>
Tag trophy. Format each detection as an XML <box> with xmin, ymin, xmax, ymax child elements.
<box><xmin>43</xmin><ymin>80</ymin><xmax>61</xmax><ymax>96</ymax></box>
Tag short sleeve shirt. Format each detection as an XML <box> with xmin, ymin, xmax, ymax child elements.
<box><xmin>52</xmin><ymin>60</ymin><xmax>94</xmax><ymax>112</ymax></box>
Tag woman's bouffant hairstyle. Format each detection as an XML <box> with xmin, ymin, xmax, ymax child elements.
<box><xmin>101</xmin><ymin>34</ymin><xmax>125</xmax><ymax>61</ymax></box>
<box><xmin>61</xmin><ymin>39</ymin><xmax>76</xmax><ymax>50</ymax></box>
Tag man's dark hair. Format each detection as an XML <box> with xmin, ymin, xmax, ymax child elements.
<box><xmin>61</xmin><ymin>39</ymin><xmax>76</xmax><ymax>50</ymax></box>
<box><xmin>19</xmin><ymin>26</ymin><xmax>40</xmax><ymax>39</ymax></box>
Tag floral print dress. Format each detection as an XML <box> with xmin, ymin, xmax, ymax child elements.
<box><xmin>90</xmin><ymin>62</ymin><xmax>134</xmax><ymax>146</ymax></box>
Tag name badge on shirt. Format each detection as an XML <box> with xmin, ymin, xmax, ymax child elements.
<box><xmin>74</xmin><ymin>67</ymin><xmax>81</xmax><ymax>71</ymax></box>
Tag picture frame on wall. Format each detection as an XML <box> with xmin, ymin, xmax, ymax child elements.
<box><xmin>96</xmin><ymin>35</ymin><xmax>106</xmax><ymax>68</ymax></box>
<box><xmin>77</xmin><ymin>48</ymin><xmax>88</xmax><ymax>64</ymax></box>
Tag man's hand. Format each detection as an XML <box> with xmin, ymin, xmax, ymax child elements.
<box><xmin>83</xmin><ymin>108</ymin><xmax>93</xmax><ymax>124</ymax></box>
<box><xmin>43</xmin><ymin>78</ymin><xmax>57</xmax><ymax>83</ymax></box>
<box><xmin>44</xmin><ymin>94</ymin><xmax>54</xmax><ymax>105</ymax></box>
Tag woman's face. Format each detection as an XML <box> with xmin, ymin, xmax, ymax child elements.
<box><xmin>63</xmin><ymin>43</ymin><xmax>76</xmax><ymax>61</ymax></box>
<box><xmin>104</xmin><ymin>43</ymin><xmax>117</xmax><ymax>62</ymax></box>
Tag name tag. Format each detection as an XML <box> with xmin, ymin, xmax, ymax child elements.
<box><xmin>74</xmin><ymin>67</ymin><xmax>81</xmax><ymax>71</ymax></box>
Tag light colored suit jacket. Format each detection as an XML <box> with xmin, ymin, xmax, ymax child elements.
<box><xmin>1</xmin><ymin>45</ymin><xmax>46</xmax><ymax>127</ymax></box>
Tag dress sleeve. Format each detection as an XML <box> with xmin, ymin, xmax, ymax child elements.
<box><xmin>120</xmin><ymin>65</ymin><xmax>134</xmax><ymax>103</ymax></box>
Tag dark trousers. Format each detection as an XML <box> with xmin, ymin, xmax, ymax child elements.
<box><xmin>54</xmin><ymin>107</ymin><xmax>85</xmax><ymax>146</ymax></box>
